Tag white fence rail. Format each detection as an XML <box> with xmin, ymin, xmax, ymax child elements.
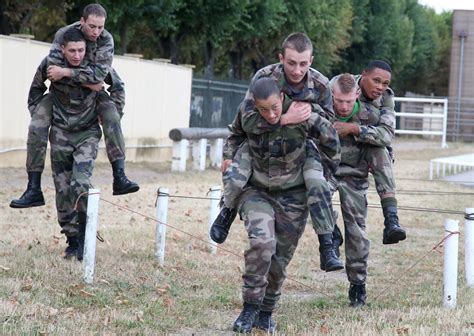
<box><xmin>395</xmin><ymin>97</ymin><xmax>449</xmax><ymax>148</ymax></box>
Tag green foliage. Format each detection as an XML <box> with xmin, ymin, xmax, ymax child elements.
<box><xmin>1</xmin><ymin>0</ymin><xmax>453</xmax><ymax>95</ymax></box>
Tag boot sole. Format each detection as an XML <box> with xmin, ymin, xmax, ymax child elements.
<box><xmin>113</xmin><ymin>186</ymin><xmax>140</xmax><ymax>195</ymax></box>
<box><xmin>383</xmin><ymin>230</ymin><xmax>407</xmax><ymax>245</ymax></box>
<box><xmin>9</xmin><ymin>200</ymin><xmax>45</xmax><ymax>209</ymax></box>
<box><xmin>325</xmin><ymin>264</ymin><xmax>344</xmax><ymax>272</ymax></box>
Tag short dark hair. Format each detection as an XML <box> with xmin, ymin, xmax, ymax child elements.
<box><xmin>251</xmin><ymin>77</ymin><xmax>280</xmax><ymax>101</ymax></box>
<box><xmin>82</xmin><ymin>3</ymin><xmax>107</xmax><ymax>20</ymax></box>
<box><xmin>282</xmin><ymin>32</ymin><xmax>313</xmax><ymax>54</ymax></box>
<box><xmin>61</xmin><ymin>27</ymin><xmax>85</xmax><ymax>46</ymax></box>
<box><xmin>334</xmin><ymin>73</ymin><xmax>358</xmax><ymax>94</ymax></box>
<box><xmin>365</xmin><ymin>60</ymin><xmax>392</xmax><ymax>73</ymax></box>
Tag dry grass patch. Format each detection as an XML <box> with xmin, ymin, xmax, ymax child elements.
<box><xmin>1</xmin><ymin>139</ymin><xmax>473</xmax><ymax>335</ymax></box>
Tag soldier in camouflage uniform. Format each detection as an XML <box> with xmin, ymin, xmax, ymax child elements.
<box><xmin>10</xmin><ymin>3</ymin><xmax>138</xmax><ymax>209</ymax></box>
<box><xmin>210</xmin><ymin>35</ymin><xmax>341</xmax><ymax>277</ymax></box>
<box><xmin>28</xmin><ymin>28</ymin><xmax>125</xmax><ymax>260</ymax></box>
<box><xmin>329</xmin><ymin>64</ymin><xmax>405</xmax><ymax>308</ymax></box>
<box><xmin>330</xmin><ymin>62</ymin><xmax>406</xmax><ymax>247</ymax></box>
<box><xmin>231</xmin><ymin>77</ymin><xmax>341</xmax><ymax>333</ymax></box>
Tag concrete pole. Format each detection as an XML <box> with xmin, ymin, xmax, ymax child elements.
<box><xmin>208</xmin><ymin>186</ymin><xmax>221</xmax><ymax>254</ymax></box>
<box><xmin>171</xmin><ymin>140</ymin><xmax>188</xmax><ymax>172</ymax></box>
<box><xmin>83</xmin><ymin>188</ymin><xmax>100</xmax><ymax>285</ymax></box>
<box><xmin>465</xmin><ymin>208</ymin><xmax>474</xmax><ymax>287</ymax></box>
<box><xmin>210</xmin><ymin>138</ymin><xmax>224</xmax><ymax>169</ymax></box>
<box><xmin>192</xmin><ymin>139</ymin><xmax>207</xmax><ymax>171</ymax></box>
<box><xmin>443</xmin><ymin>219</ymin><xmax>459</xmax><ymax>309</ymax></box>
<box><xmin>155</xmin><ymin>188</ymin><xmax>169</xmax><ymax>266</ymax></box>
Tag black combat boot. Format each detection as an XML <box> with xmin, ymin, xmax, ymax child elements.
<box><xmin>382</xmin><ymin>206</ymin><xmax>406</xmax><ymax>244</ymax></box>
<box><xmin>332</xmin><ymin>224</ymin><xmax>344</xmax><ymax>258</ymax></box>
<box><xmin>10</xmin><ymin>172</ymin><xmax>45</xmax><ymax>208</ymax></box>
<box><xmin>318</xmin><ymin>233</ymin><xmax>344</xmax><ymax>272</ymax></box>
<box><xmin>111</xmin><ymin>159</ymin><xmax>139</xmax><ymax>195</ymax></box>
<box><xmin>349</xmin><ymin>283</ymin><xmax>367</xmax><ymax>307</ymax></box>
<box><xmin>64</xmin><ymin>235</ymin><xmax>80</xmax><ymax>259</ymax></box>
<box><xmin>253</xmin><ymin>310</ymin><xmax>276</xmax><ymax>334</ymax></box>
<box><xmin>233</xmin><ymin>302</ymin><xmax>260</xmax><ymax>333</ymax></box>
<box><xmin>210</xmin><ymin>206</ymin><xmax>237</xmax><ymax>244</ymax></box>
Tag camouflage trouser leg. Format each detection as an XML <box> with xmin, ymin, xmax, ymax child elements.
<box><xmin>338</xmin><ymin>176</ymin><xmax>370</xmax><ymax>285</ymax></box>
<box><xmin>26</xmin><ymin>94</ymin><xmax>52</xmax><ymax>172</ymax></box>
<box><xmin>239</xmin><ymin>186</ymin><xmax>308</xmax><ymax>311</ymax></box>
<box><xmin>303</xmin><ymin>140</ymin><xmax>335</xmax><ymax>234</ymax></box>
<box><xmin>222</xmin><ymin>140</ymin><xmax>251</xmax><ymax>208</ymax></box>
<box><xmin>97</xmin><ymin>91</ymin><xmax>125</xmax><ymax>163</ymax></box>
<box><xmin>50</xmin><ymin>125</ymin><xmax>101</xmax><ymax>236</ymax></box>
<box><xmin>365</xmin><ymin>146</ymin><xmax>396</xmax><ymax>198</ymax></box>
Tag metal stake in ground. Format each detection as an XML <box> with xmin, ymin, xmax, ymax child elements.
<box><xmin>83</xmin><ymin>189</ymin><xmax>101</xmax><ymax>285</ymax></box>
<box><xmin>465</xmin><ymin>207</ymin><xmax>474</xmax><ymax>287</ymax></box>
<box><xmin>443</xmin><ymin>219</ymin><xmax>459</xmax><ymax>309</ymax></box>
<box><xmin>156</xmin><ymin>187</ymin><xmax>169</xmax><ymax>266</ymax></box>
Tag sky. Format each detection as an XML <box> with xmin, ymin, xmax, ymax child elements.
<box><xmin>417</xmin><ymin>0</ymin><xmax>474</xmax><ymax>12</ymax></box>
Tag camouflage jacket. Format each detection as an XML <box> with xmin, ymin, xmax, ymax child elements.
<box><xmin>354</xmin><ymin>74</ymin><xmax>395</xmax><ymax>147</ymax></box>
<box><xmin>48</xmin><ymin>22</ymin><xmax>114</xmax><ymax>84</ymax></box>
<box><xmin>331</xmin><ymin>75</ymin><xmax>395</xmax><ymax>177</ymax></box>
<box><xmin>28</xmin><ymin>57</ymin><xmax>124</xmax><ymax>131</ymax></box>
<box><xmin>224</xmin><ymin>63</ymin><xmax>334</xmax><ymax>161</ymax></box>
<box><xmin>229</xmin><ymin>95</ymin><xmax>340</xmax><ymax>191</ymax></box>
<box><xmin>331</xmin><ymin>74</ymin><xmax>395</xmax><ymax>148</ymax></box>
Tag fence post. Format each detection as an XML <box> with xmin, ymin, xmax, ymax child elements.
<box><xmin>465</xmin><ymin>208</ymin><xmax>474</xmax><ymax>287</ymax></box>
<box><xmin>83</xmin><ymin>188</ymin><xmax>100</xmax><ymax>285</ymax></box>
<box><xmin>155</xmin><ymin>187</ymin><xmax>169</xmax><ymax>266</ymax></box>
<box><xmin>210</xmin><ymin>138</ymin><xmax>224</xmax><ymax>169</ymax></box>
<box><xmin>192</xmin><ymin>139</ymin><xmax>207</xmax><ymax>171</ymax></box>
<box><xmin>172</xmin><ymin>140</ymin><xmax>188</xmax><ymax>172</ymax></box>
<box><xmin>208</xmin><ymin>186</ymin><xmax>221</xmax><ymax>254</ymax></box>
<box><xmin>443</xmin><ymin>219</ymin><xmax>459</xmax><ymax>309</ymax></box>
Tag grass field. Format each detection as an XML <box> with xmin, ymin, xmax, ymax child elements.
<box><xmin>1</xmin><ymin>138</ymin><xmax>473</xmax><ymax>335</ymax></box>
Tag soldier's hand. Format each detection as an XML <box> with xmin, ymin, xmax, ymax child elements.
<box><xmin>47</xmin><ymin>65</ymin><xmax>69</xmax><ymax>82</ymax></box>
<box><xmin>82</xmin><ymin>82</ymin><xmax>104</xmax><ymax>92</ymax></box>
<box><xmin>281</xmin><ymin>101</ymin><xmax>311</xmax><ymax>125</ymax></box>
<box><xmin>221</xmin><ymin>159</ymin><xmax>232</xmax><ymax>173</ymax></box>
<box><xmin>333</xmin><ymin>121</ymin><xmax>359</xmax><ymax>137</ymax></box>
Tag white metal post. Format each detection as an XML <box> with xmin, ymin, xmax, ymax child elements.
<box><xmin>155</xmin><ymin>187</ymin><xmax>169</xmax><ymax>266</ymax></box>
<box><xmin>171</xmin><ymin>140</ymin><xmax>188</xmax><ymax>172</ymax></box>
<box><xmin>441</xmin><ymin>98</ymin><xmax>448</xmax><ymax>148</ymax></box>
<box><xmin>83</xmin><ymin>188</ymin><xmax>100</xmax><ymax>285</ymax></box>
<box><xmin>465</xmin><ymin>208</ymin><xmax>474</xmax><ymax>287</ymax></box>
<box><xmin>192</xmin><ymin>139</ymin><xmax>207</xmax><ymax>171</ymax></box>
<box><xmin>208</xmin><ymin>186</ymin><xmax>221</xmax><ymax>254</ymax></box>
<box><xmin>443</xmin><ymin>219</ymin><xmax>459</xmax><ymax>309</ymax></box>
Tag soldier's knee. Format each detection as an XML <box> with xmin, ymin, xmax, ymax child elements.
<box><xmin>99</xmin><ymin>106</ymin><xmax>121</xmax><ymax>125</ymax></box>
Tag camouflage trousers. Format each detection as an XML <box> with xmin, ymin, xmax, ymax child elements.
<box><xmin>223</xmin><ymin>140</ymin><xmax>335</xmax><ymax>234</ymax></box>
<box><xmin>239</xmin><ymin>185</ymin><xmax>308</xmax><ymax>312</ymax></box>
<box><xmin>330</xmin><ymin>175</ymin><xmax>370</xmax><ymax>285</ymax></box>
<box><xmin>50</xmin><ymin>124</ymin><xmax>101</xmax><ymax>236</ymax></box>
<box><xmin>26</xmin><ymin>91</ymin><xmax>125</xmax><ymax>173</ymax></box>
<box><xmin>363</xmin><ymin>146</ymin><xmax>396</xmax><ymax>198</ymax></box>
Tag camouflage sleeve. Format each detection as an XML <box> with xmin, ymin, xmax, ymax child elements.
<box><xmin>308</xmin><ymin>113</ymin><xmax>341</xmax><ymax>178</ymax></box>
<box><xmin>27</xmin><ymin>57</ymin><xmax>49</xmax><ymax>112</ymax></box>
<box><xmin>70</xmin><ymin>31</ymin><xmax>114</xmax><ymax>84</ymax></box>
<box><xmin>317</xmin><ymin>85</ymin><xmax>335</xmax><ymax>122</ymax></box>
<box><xmin>104</xmin><ymin>68</ymin><xmax>126</xmax><ymax>117</ymax></box>
<box><xmin>356</xmin><ymin>89</ymin><xmax>395</xmax><ymax>147</ymax></box>
<box><xmin>47</xmin><ymin>25</ymin><xmax>69</xmax><ymax>68</ymax></box>
<box><xmin>48</xmin><ymin>25</ymin><xmax>114</xmax><ymax>84</ymax></box>
<box><xmin>223</xmin><ymin>107</ymin><xmax>247</xmax><ymax>160</ymax></box>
